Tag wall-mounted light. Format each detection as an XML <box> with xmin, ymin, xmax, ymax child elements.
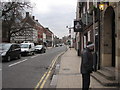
<box><xmin>99</xmin><ymin>3</ymin><xmax>105</xmax><ymax>11</ymax></box>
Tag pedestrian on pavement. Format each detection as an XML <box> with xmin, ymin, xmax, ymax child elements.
<box><xmin>81</xmin><ymin>42</ymin><xmax>93</xmax><ymax>90</ymax></box>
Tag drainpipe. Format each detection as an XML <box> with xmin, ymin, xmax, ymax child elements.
<box><xmin>93</xmin><ymin>1</ymin><xmax>96</xmax><ymax>53</ymax></box>
<box><xmin>93</xmin><ymin>1</ymin><xmax>98</xmax><ymax>71</ymax></box>
<box><xmin>98</xmin><ymin>2</ymin><xmax>101</xmax><ymax>70</ymax></box>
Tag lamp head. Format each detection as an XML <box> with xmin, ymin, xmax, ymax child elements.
<box><xmin>99</xmin><ymin>3</ymin><xmax>105</xmax><ymax>11</ymax></box>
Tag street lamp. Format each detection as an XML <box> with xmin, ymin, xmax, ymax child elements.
<box><xmin>99</xmin><ymin>3</ymin><xmax>105</xmax><ymax>11</ymax></box>
<box><xmin>97</xmin><ymin>2</ymin><xmax>108</xmax><ymax>69</ymax></box>
<box><xmin>96</xmin><ymin>2</ymin><xmax>106</xmax><ymax>70</ymax></box>
<box><xmin>99</xmin><ymin>1</ymin><xmax>110</xmax><ymax>11</ymax></box>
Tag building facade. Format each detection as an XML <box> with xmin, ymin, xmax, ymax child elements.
<box><xmin>76</xmin><ymin>0</ymin><xmax>120</xmax><ymax>85</ymax></box>
<box><xmin>99</xmin><ymin>2</ymin><xmax>120</xmax><ymax>83</ymax></box>
<box><xmin>0</xmin><ymin>21</ymin><xmax>2</xmax><ymax>43</ymax></box>
<box><xmin>45</xmin><ymin>28</ymin><xmax>54</xmax><ymax>47</ymax></box>
<box><xmin>10</xmin><ymin>12</ymin><xmax>48</xmax><ymax>44</ymax></box>
<box><xmin>10</xmin><ymin>12</ymin><xmax>38</xmax><ymax>43</ymax></box>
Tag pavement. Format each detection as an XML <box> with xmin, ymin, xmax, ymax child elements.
<box><xmin>53</xmin><ymin>48</ymin><xmax>118</xmax><ymax>89</ymax></box>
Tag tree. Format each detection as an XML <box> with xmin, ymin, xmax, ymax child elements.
<box><xmin>1</xmin><ymin>1</ymin><xmax>32</xmax><ymax>42</ymax></box>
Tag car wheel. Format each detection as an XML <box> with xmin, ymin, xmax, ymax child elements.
<box><xmin>18</xmin><ymin>54</ymin><xmax>21</xmax><ymax>59</ymax></box>
<box><xmin>44</xmin><ymin>50</ymin><xmax>45</xmax><ymax>53</ymax></box>
<box><xmin>7</xmin><ymin>56</ymin><xmax>11</xmax><ymax>62</ymax></box>
<box><xmin>32</xmin><ymin>52</ymin><xmax>35</xmax><ymax>55</ymax></box>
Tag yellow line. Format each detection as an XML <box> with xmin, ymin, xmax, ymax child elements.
<box><xmin>49</xmin><ymin>59</ymin><xmax>55</xmax><ymax>68</ymax></box>
<box><xmin>34</xmin><ymin>71</ymin><xmax>47</xmax><ymax>90</ymax></box>
<box><xmin>40</xmin><ymin>70</ymin><xmax>51</xmax><ymax>89</ymax></box>
<box><xmin>39</xmin><ymin>57</ymin><xmax>57</xmax><ymax>89</ymax></box>
<box><xmin>34</xmin><ymin>57</ymin><xmax>56</xmax><ymax>90</ymax></box>
<box><xmin>35</xmin><ymin>51</ymin><xmax>65</xmax><ymax>90</ymax></box>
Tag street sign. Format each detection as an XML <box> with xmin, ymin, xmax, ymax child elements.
<box><xmin>74</xmin><ymin>20</ymin><xmax>83</xmax><ymax>32</ymax></box>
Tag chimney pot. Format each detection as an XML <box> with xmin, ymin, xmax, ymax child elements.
<box><xmin>32</xmin><ymin>16</ymin><xmax>35</xmax><ymax>20</ymax></box>
<box><xmin>26</xmin><ymin>12</ymin><xmax>29</xmax><ymax>17</ymax></box>
<box><xmin>36</xmin><ymin>20</ymin><xmax>38</xmax><ymax>22</ymax></box>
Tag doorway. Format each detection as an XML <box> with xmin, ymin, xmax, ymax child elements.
<box><xmin>103</xmin><ymin>6</ymin><xmax>116</xmax><ymax>67</ymax></box>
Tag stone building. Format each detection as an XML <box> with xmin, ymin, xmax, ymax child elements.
<box><xmin>75</xmin><ymin>0</ymin><xmax>120</xmax><ymax>86</ymax></box>
<box><xmin>45</xmin><ymin>28</ymin><xmax>54</xmax><ymax>47</ymax></box>
<box><xmin>10</xmin><ymin>12</ymin><xmax>48</xmax><ymax>44</ymax></box>
<box><xmin>75</xmin><ymin>1</ymin><xmax>96</xmax><ymax>55</ymax></box>
<box><xmin>10</xmin><ymin>12</ymin><xmax>38</xmax><ymax>43</ymax></box>
<box><xmin>99</xmin><ymin>2</ymin><xmax>120</xmax><ymax>84</ymax></box>
<box><xmin>0</xmin><ymin>21</ymin><xmax>2</xmax><ymax>43</ymax></box>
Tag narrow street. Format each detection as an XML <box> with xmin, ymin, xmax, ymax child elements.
<box><xmin>1</xmin><ymin>1</ymin><xmax>120</xmax><ymax>89</ymax></box>
<box><xmin>2</xmin><ymin>46</ymin><xmax>67</xmax><ymax>88</ymax></box>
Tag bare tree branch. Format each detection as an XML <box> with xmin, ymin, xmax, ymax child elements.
<box><xmin>1</xmin><ymin>1</ymin><xmax>33</xmax><ymax>42</ymax></box>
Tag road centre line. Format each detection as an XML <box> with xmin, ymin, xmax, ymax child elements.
<box><xmin>31</xmin><ymin>55</ymin><xmax>39</xmax><ymax>59</ymax></box>
<box><xmin>8</xmin><ymin>59</ymin><xmax>28</xmax><ymax>67</ymax></box>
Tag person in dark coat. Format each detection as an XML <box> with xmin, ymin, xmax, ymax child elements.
<box><xmin>81</xmin><ymin>43</ymin><xmax>93</xmax><ymax>90</ymax></box>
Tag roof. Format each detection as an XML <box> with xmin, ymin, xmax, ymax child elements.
<box><xmin>45</xmin><ymin>28</ymin><xmax>53</xmax><ymax>34</ymax></box>
<box><xmin>21</xmin><ymin>13</ymin><xmax>43</xmax><ymax>28</ymax></box>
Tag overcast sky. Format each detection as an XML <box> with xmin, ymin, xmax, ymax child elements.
<box><xmin>30</xmin><ymin>0</ymin><xmax>77</xmax><ymax>38</ymax></box>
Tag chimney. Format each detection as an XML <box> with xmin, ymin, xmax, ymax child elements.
<box><xmin>32</xmin><ymin>16</ymin><xmax>35</xmax><ymax>20</ymax></box>
<box><xmin>36</xmin><ymin>20</ymin><xmax>38</xmax><ymax>22</ymax></box>
<box><xmin>26</xmin><ymin>12</ymin><xmax>29</xmax><ymax>17</ymax></box>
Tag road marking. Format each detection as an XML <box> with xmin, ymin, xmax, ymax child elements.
<box><xmin>31</xmin><ymin>55</ymin><xmax>39</xmax><ymax>59</ymax></box>
<box><xmin>40</xmin><ymin>69</ymin><xmax>52</xmax><ymax>89</ymax></box>
<box><xmin>34</xmin><ymin>51</ymin><xmax>65</xmax><ymax>89</ymax></box>
<box><xmin>34</xmin><ymin>71</ymin><xmax>47</xmax><ymax>90</ymax></box>
<box><xmin>34</xmin><ymin>57</ymin><xmax>55</xmax><ymax>90</ymax></box>
<box><xmin>8</xmin><ymin>59</ymin><xmax>28</xmax><ymax>67</ymax></box>
<box><xmin>39</xmin><ymin>52</ymin><xmax>63</xmax><ymax>89</ymax></box>
<box><xmin>40</xmin><ymin>58</ymin><xmax>56</xmax><ymax>89</ymax></box>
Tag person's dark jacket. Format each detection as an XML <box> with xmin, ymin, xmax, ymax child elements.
<box><xmin>81</xmin><ymin>48</ymin><xmax>93</xmax><ymax>74</ymax></box>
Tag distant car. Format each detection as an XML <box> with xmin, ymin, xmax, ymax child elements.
<box><xmin>59</xmin><ymin>44</ymin><xmax>63</xmax><ymax>46</ymax></box>
<box><xmin>35</xmin><ymin>45</ymin><xmax>46</xmax><ymax>53</ymax></box>
<box><xmin>0</xmin><ymin>43</ymin><xmax>21</xmax><ymax>62</ymax></box>
<box><xmin>55</xmin><ymin>44</ymin><xmax>59</xmax><ymax>47</ymax></box>
<box><xmin>55</xmin><ymin>44</ymin><xmax>60</xmax><ymax>47</ymax></box>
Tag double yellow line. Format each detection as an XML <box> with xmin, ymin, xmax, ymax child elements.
<box><xmin>34</xmin><ymin>52</ymin><xmax>64</xmax><ymax>90</ymax></box>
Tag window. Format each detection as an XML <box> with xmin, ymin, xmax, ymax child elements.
<box><xmin>88</xmin><ymin>31</ymin><xmax>91</xmax><ymax>42</ymax></box>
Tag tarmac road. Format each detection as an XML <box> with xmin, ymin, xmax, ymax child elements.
<box><xmin>2</xmin><ymin>46</ymin><xmax>67</xmax><ymax>89</ymax></box>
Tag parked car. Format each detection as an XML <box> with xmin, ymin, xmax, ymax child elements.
<box><xmin>0</xmin><ymin>43</ymin><xmax>21</xmax><ymax>62</ymax></box>
<box><xmin>20</xmin><ymin>41</ymin><xmax>35</xmax><ymax>55</ymax></box>
<box><xmin>35</xmin><ymin>45</ymin><xmax>46</xmax><ymax>53</ymax></box>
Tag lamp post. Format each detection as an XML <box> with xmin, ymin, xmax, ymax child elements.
<box><xmin>97</xmin><ymin>2</ymin><xmax>105</xmax><ymax>69</ymax></box>
<box><xmin>66</xmin><ymin>26</ymin><xmax>73</xmax><ymax>49</ymax></box>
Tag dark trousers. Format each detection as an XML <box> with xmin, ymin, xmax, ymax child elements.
<box><xmin>82</xmin><ymin>73</ymin><xmax>90</xmax><ymax>90</ymax></box>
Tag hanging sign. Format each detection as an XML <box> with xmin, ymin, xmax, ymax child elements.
<box><xmin>74</xmin><ymin>20</ymin><xmax>83</xmax><ymax>32</ymax></box>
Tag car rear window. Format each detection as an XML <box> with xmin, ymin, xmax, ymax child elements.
<box><xmin>0</xmin><ymin>44</ymin><xmax>12</xmax><ymax>50</ymax></box>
